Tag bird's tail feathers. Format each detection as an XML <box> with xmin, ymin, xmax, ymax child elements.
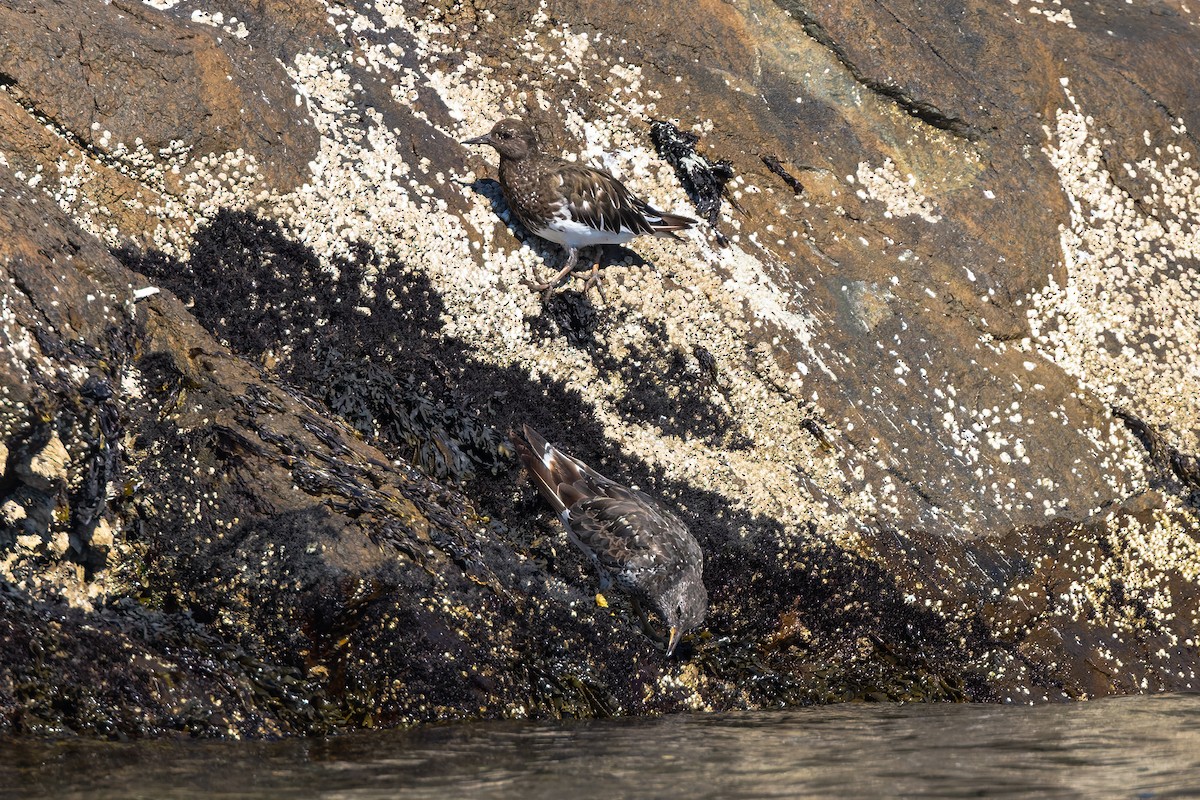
<box><xmin>515</xmin><ymin>425</ymin><xmax>588</xmax><ymax>515</ymax></box>
<box><xmin>645</xmin><ymin>208</ymin><xmax>698</xmax><ymax>237</ymax></box>
<box><xmin>632</xmin><ymin>197</ymin><xmax>697</xmax><ymax>238</ymax></box>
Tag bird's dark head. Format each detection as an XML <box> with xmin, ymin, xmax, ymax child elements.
<box><xmin>662</xmin><ymin>574</ymin><xmax>708</xmax><ymax>657</ymax></box>
<box><xmin>461</xmin><ymin>118</ymin><xmax>538</xmax><ymax>161</ymax></box>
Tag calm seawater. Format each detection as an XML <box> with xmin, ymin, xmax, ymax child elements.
<box><xmin>5</xmin><ymin>694</ymin><xmax>1200</xmax><ymax>799</ymax></box>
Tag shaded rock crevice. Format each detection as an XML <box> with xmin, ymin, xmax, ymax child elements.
<box><xmin>779</xmin><ymin>1</ymin><xmax>983</xmax><ymax>140</ymax></box>
<box><xmin>1114</xmin><ymin>408</ymin><xmax>1200</xmax><ymax>496</ymax></box>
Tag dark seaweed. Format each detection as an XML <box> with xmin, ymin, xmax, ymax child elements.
<box><xmin>649</xmin><ymin>120</ymin><xmax>736</xmax><ymax>229</ymax></box>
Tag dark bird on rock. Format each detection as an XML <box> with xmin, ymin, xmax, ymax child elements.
<box><xmin>462</xmin><ymin>118</ymin><xmax>698</xmax><ymax>299</ymax></box>
<box><xmin>514</xmin><ymin>424</ymin><xmax>707</xmax><ymax>656</ymax></box>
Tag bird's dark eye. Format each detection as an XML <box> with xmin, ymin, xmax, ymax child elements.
<box><xmin>495</xmin><ymin>130</ymin><xmax>511</xmax><ymax>140</ymax></box>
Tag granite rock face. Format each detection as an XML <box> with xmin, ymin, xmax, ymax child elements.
<box><xmin>2</xmin><ymin>0</ymin><xmax>1200</xmax><ymax>736</ymax></box>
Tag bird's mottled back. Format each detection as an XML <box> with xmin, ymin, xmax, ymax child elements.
<box><xmin>515</xmin><ymin>425</ymin><xmax>707</xmax><ymax>656</ymax></box>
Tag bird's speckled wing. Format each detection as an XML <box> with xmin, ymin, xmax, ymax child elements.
<box><xmin>565</xmin><ymin>484</ymin><xmax>688</xmax><ymax>578</ymax></box>
<box><xmin>556</xmin><ymin>162</ymin><xmax>695</xmax><ymax>238</ymax></box>
<box><xmin>515</xmin><ymin>423</ymin><xmax>698</xmax><ymax>585</ymax></box>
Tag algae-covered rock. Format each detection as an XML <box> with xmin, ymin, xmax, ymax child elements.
<box><xmin>1</xmin><ymin>0</ymin><xmax>1199</xmax><ymax>737</ymax></box>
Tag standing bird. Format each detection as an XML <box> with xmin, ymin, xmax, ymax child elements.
<box><xmin>462</xmin><ymin>118</ymin><xmax>698</xmax><ymax>298</ymax></box>
<box><xmin>514</xmin><ymin>425</ymin><xmax>707</xmax><ymax>656</ymax></box>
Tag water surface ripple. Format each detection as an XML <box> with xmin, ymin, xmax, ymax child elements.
<box><xmin>6</xmin><ymin>694</ymin><xmax>1199</xmax><ymax>799</ymax></box>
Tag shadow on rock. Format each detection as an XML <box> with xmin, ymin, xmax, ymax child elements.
<box><xmin>113</xmin><ymin>209</ymin><xmax>985</xmax><ymax>720</ymax></box>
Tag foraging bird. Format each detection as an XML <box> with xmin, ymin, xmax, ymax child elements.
<box><xmin>514</xmin><ymin>425</ymin><xmax>707</xmax><ymax>656</ymax></box>
<box><xmin>462</xmin><ymin>118</ymin><xmax>698</xmax><ymax>298</ymax></box>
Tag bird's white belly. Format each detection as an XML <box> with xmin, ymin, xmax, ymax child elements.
<box><xmin>535</xmin><ymin>218</ymin><xmax>636</xmax><ymax>248</ymax></box>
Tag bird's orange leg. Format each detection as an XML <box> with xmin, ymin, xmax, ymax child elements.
<box><xmin>581</xmin><ymin>248</ymin><xmax>607</xmax><ymax>302</ymax></box>
<box><xmin>528</xmin><ymin>246</ymin><xmax>579</xmax><ymax>301</ymax></box>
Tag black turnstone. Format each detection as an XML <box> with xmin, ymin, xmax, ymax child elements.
<box><xmin>462</xmin><ymin>118</ymin><xmax>698</xmax><ymax>298</ymax></box>
<box><xmin>514</xmin><ymin>425</ymin><xmax>707</xmax><ymax>656</ymax></box>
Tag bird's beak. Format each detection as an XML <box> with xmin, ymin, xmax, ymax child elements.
<box><xmin>461</xmin><ymin>133</ymin><xmax>492</xmax><ymax>146</ymax></box>
<box><xmin>666</xmin><ymin>625</ymin><xmax>683</xmax><ymax>657</ymax></box>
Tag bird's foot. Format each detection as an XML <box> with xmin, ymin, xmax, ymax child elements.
<box><xmin>526</xmin><ymin>257</ymin><xmax>578</xmax><ymax>302</ymax></box>
<box><xmin>580</xmin><ymin>259</ymin><xmax>607</xmax><ymax>303</ymax></box>
<box><xmin>523</xmin><ymin>277</ymin><xmax>556</xmax><ymax>302</ymax></box>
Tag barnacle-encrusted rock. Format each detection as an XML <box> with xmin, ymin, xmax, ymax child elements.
<box><xmin>1</xmin><ymin>0</ymin><xmax>1200</xmax><ymax>737</ymax></box>
<box><xmin>16</xmin><ymin>435</ymin><xmax>70</xmax><ymax>493</ymax></box>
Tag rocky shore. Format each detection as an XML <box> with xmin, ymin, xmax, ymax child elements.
<box><xmin>2</xmin><ymin>0</ymin><xmax>1199</xmax><ymax>737</ymax></box>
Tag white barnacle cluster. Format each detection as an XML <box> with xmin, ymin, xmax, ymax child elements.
<box><xmin>188</xmin><ymin>8</ymin><xmax>250</xmax><ymax>39</ymax></box>
<box><xmin>251</xmin><ymin>0</ymin><xmax>852</xmax><ymax>550</ymax></box>
<box><xmin>0</xmin><ymin>287</ymin><xmax>51</xmax><ymax>384</ymax></box>
<box><xmin>853</xmin><ymin>158</ymin><xmax>943</xmax><ymax>223</ymax></box>
<box><xmin>1018</xmin><ymin>0</ymin><xmax>1077</xmax><ymax>28</ymax></box>
<box><xmin>52</xmin><ymin>156</ymin><xmax>118</xmax><ymax>246</ymax></box>
<box><xmin>0</xmin><ymin>7</ymin><xmax>265</xmax><ymax>255</ymax></box>
<box><xmin>1059</xmin><ymin>507</ymin><xmax>1200</xmax><ymax>648</ymax></box>
<box><xmin>45</xmin><ymin>129</ymin><xmax>263</xmax><ymax>257</ymax></box>
<box><xmin>177</xmin><ymin>149</ymin><xmax>263</xmax><ymax>228</ymax></box>
<box><xmin>656</xmin><ymin>665</ymin><xmax>709</xmax><ymax>710</ymax></box>
<box><xmin>280</xmin><ymin>49</ymin><xmax>502</xmax><ymax>306</ymax></box>
<box><xmin>1033</xmin><ymin>82</ymin><xmax>1200</xmax><ymax>453</ymax></box>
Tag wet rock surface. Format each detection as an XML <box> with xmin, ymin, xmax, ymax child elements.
<box><xmin>1</xmin><ymin>0</ymin><xmax>1199</xmax><ymax>737</ymax></box>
